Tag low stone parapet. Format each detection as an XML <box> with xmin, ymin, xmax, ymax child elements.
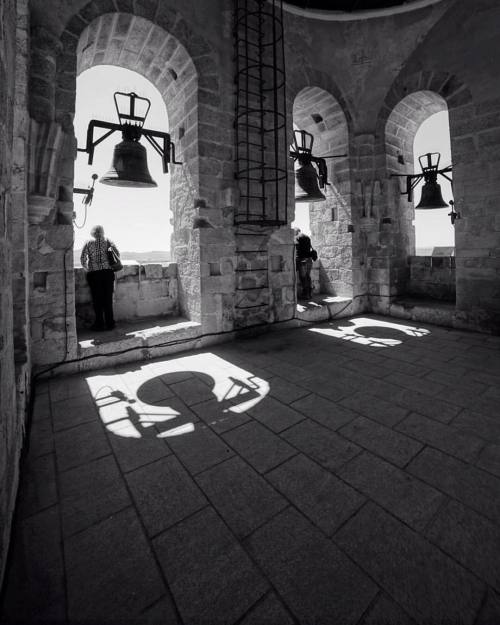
<box><xmin>75</xmin><ymin>262</ymin><xmax>179</xmax><ymax>328</ymax></box>
<box><xmin>408</xmin><ymin>256</ymin><xmax>456</xmax><ymax>302</ymax></box>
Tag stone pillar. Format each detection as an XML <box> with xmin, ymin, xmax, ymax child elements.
<box><xmin>29</xmin><ymin>26</ymin><xmax>62</xmax><ymax>122</ymax></box>
<box><xmin>451</xmin><ymin>97</ymin><xmax>500</xmax><ymax>331</ymax></box>
<box><xmin>26</xmin><ymin>23</ymin><xmax>79</xmax><ymax>367</ymax></box>
<box><xmin>352</xmin><ymin>133</ymin><xmax>411</xmax><ymax>313</ymax></box>
<box><xmin>0</xmin><ymin>0</ymin><xmax>26</xmax><ymax>592</ymax></box>
<box><xmin>11</xmin><ymin>0</ymin><xmax>31</xmax><ymax>387</ymax></box>
<box><xmin>234</xmin><ymin>228</ymin><xmax>273</xmax><ymax>329</ymax></box>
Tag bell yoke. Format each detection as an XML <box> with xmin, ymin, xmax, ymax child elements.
<box><xmin>77</xmin><ymin>91</ymin><xmax>181</xmax><ymax>188</ymax></box>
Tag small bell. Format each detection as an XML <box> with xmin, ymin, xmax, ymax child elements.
<box><xmin>415</xmin><ymin>180</ymin><xmax>448</xmax><ymax>209</ymax></box>
<box><xmin>415</xmin><ymin>152</ymin><xmax>449</xmax><ymax>209</ymax></box>
<box><xmin>294</xmin><ymin>160</ymin><xmax>326</xmax><ymax>203</ymax></box>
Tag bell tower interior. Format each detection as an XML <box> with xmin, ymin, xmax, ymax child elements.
<box><xmin>3</xmin><ymin>2</ymin><xmax>500</xmax><ymax>622</ymax></box>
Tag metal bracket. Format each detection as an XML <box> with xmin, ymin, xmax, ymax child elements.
<box><xmin>73</xmin><ymin>174</ymin><xmax>98</xmax><ymax>206</ymax></box>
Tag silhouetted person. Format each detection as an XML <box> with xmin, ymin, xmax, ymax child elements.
<box><xmin>80</xmin><ymin>225</ymin><xmax>120</xmax><ymax>331</ymax></box>
<box><xmin>295</xmin><ymin>228</ymin><xmax>316</xmax><ymax>300</ymax></box>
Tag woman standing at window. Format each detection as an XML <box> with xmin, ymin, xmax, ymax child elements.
<box><xmin>80</xmin><ymin>225</ymin><xmax>120</xmax><ymax>331</ymax></box>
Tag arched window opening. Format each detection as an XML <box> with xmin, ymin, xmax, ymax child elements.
<box><xmin>413</xmin><ymin>110</ymin><xmax>454</xmax><ymax>255</ymax></box>
<box><xmin>73</xmin><ymin>65</ymin><xmax>171</xmax><ymax>265</ymax></box>
<box><xmin>385</xmin><ymin>90</ymin><xmax>455</xmax><ymax>303</ymax></box>
<box><xmin>292</xmin><ymin>87</ymin><xmax>352</xmax><ymax>301</ymax></box>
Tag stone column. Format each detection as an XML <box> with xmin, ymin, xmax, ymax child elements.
<box><xmin>352</xmin><ymin>133</ymin><xmax>410</xmax><ymax>313</ymax></box>
<box><xmin>11</xmin><ymin>0</ymin><xmax>31</xmax><ymax>378</ymax></box>
<box><xmin>27</xmin><ymin>26</ymin><xmax>78</xmax><ymax>366</ymax></box>
<box><xmin>29</xmin><ymin>26</ymin><xmax>61</xmax><ymax>122</ymax></box>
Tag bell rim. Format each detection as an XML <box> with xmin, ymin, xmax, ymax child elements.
<box><xmin>99</xmin><ymin>176</ymin><xmax>158</xmax><ymax>188</ymax></box>
<box><xmin>415</xmin><ymin>203</ymin><xmax>449</xmax><ymax>209</ymax></box>
<box><xmin>295</xmin><ymin>195</ymin><xmax>326</xmax><ymax>203</ymax></box>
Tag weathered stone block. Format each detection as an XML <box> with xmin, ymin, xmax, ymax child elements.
<box><xmin>143</xmin><ymin>264</ymin><xmax>162</xmax><ymax>279</ymax></box>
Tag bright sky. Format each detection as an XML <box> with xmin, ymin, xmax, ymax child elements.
<box><xmin>292</xmin><ymin>110</ymin><xmax>454</xmax><ymax>250</ymax></box>
<box><xmin>73</xmin><ymin>65</ymin><xmax>171</xmax><ymax>252</ymax></box>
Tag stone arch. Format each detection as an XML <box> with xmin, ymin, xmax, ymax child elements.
<box><xmin>385</xmin><ymin>90</ymin><xmax>448</xmax><ymax>176</ymax></box>
<box><xmin>292</xmin><ymin>83</ymin><xmax>353</xmax><ymax>297</ymax></box>
<box><xmin>26</xmin><ymin>2</ymin><xmax>226</xmax><ymax>366</ymax></box>
<box><xmin>73</xmin><ymin>14</ymin><xmax>199</xmax><ymax>244</ymax></box>
<box><xmin>376</xmin><ymin>70</ymin><xmax>472</xmax><ymax>303</ymax></box>
<box><xmin>52</xmin><ymin>4</ymin><xmax>222</xmax><ymax>321</ymax></box>
<box><xmin>384</xmin><ymin>89</ymin><xmax>449</xmax><ymax>257</ymax></box>
<box><xmin>378</xmin><ymin>69</ymin><xmax>472</xmax><ymax>178</ymax></box>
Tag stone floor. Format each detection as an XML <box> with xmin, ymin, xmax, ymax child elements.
<box><xmin>2</xmin><ymin>314</ymin><xmax>500</xmax><ymax>625</ymax></box>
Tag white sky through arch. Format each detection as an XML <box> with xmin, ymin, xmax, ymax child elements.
<box><xmin>73</xmin><ymin>65</ymin><xmax>172</xmax><ymax>255</ymax></box>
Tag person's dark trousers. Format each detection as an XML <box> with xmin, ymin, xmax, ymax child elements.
<box><xmin>296</xmin><ymin>258</ymin><xmax>312</xmax><ymax>299</ymax></box>
<box><xmin>87</xmin><ymin>269</ymin><xmax>115</xmax><ymax>329</ymax></box>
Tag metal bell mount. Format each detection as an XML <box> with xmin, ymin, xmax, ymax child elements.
<box><xmin>392</xmin><ymin>152</ymin><xmax>452</xmax><ymax>210</ymax></box>
<box><xmin>77</xmin><ymin>91</ymin><xmax>181</xmax><ymax>189</ymax></box>
<box><xmin>289</xmin><ymin>129</ymin><xmax>346</xmax><ymax>203</ymax></box>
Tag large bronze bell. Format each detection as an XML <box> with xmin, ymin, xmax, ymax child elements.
<box><xmin>100</xmin><ymin>138</ymin><xmax>157</xmax><ymax>188</ymax></box>
<box><xmin>415</xmin><ymin>180</ymin><xmax>448</xmax><ymax>209</ymax></box>
<box><xmin>294</xmin><ymin>159</ymin><xmax>326</xmax><ymax>203</ymax></box>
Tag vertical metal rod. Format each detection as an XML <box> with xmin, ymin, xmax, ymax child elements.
<box><xmin>258</xmin><ymin>0</ymin><xmax>265</xmax><ymax>221</ymax></box>
<box><xmin>280</xmin><ymin>0</ymin><xmax>288</xmax><ymax>224</ymax></box>
<box><xmin>244</xmin><ymin>1</ymin><xmax>251</xmax><ymax>220</ymax></box>
<box><xmin>272</xmin><ymin>0</ymin><xmax>279</xmax><ymax>223</ymax></box>
<box><xmin>235</xmin><ymin>1</ymin><xmax>240</xmax><ymax>211</ymax></box>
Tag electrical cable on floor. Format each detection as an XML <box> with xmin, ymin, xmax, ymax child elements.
<box><xmin>72</xmin><ymin>202</ymin><xmax>88</xmax><ymax>229</ymax></box>
<box><xmin>32</xmin><ymin>289</ymin><xmax>385</xmax><ymax>382</ymax></box>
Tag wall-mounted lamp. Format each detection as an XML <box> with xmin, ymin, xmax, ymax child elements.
<box><xmin>77</xmin><ymin>92</ymin><xmax>181</xmax><ymax>188</ymax></box>
<box><xmin>73</xmin><ymin>173</ymin><xmax>98</xmax><ymax>206</ymax></box>
<box><xmin>392</xmin><ymin>152</ymin><xmax>452</xmax><ymax>209</ymax></box>
<box><xmin>289</xmin><ymin>129</ymin><xmax>346</xmax><ymax>203</ymax></box>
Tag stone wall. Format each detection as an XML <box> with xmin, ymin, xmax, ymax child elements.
<box><xmin>74</xmin><ymin>263</ymin><xmax>179</xmax><ymax>327</ymax></box>
<box><xmin>408</xmin><ymin>256</ymin><xmax>456</xmax><ymax>302</ymax></box>
<box><xmin>0</xmin><ymin>0</ymin><xmax>28</xmax><ymax>590</ymax></box>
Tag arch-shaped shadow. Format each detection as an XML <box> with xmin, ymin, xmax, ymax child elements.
<box><xmin>309</xmin><ymin>316</ymin><xmax>430</xmax><ymax>347</ymax></box>
<box><xmin>94</xmin><ymin>353</ymin><xmax>270</xmax><ymax>439</ymax></box>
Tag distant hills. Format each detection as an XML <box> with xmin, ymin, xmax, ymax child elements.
<box><xmin>416</xmin><ymin>247</ymin><xmax>455</xmax><ymax>256</ymax></box>
<box><xmin>74</xmin><ymin>249</ymin><xmax>170</xmax><ymax>266</ymax></box>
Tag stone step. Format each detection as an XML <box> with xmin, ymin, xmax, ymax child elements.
<box><xmin>296</xmin><ymin>296</ymin><xmax>353</xmax><ymax>323</ymax></box>
<box><xmin>36</xmin><ymin>317</ymin><xmax>203</xmax><ymax>377</ymax></box>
